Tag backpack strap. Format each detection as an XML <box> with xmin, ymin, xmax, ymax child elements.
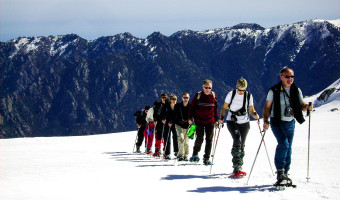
<box><xmin>228</xmin><ymin>90</ymin><xmax>237</xmax><ymax>109</ymax></box>
<box><xmin>247</xmin><ymin>91</ymin><xmax>251</xmax><ymax>109</ymax></box>
<box><xmin>212</xmin><ymin>91</ymin><xmax>216</xmax><ymax>100</ymax></box>
<box><xmin>197</xmin><ymin>91</ymin><xmax>201</xmax><ymax>100</ymax></box>
<box><xmin>242</xmin><ymin>91</ymin><xmax>247</xmax><ymax>110</ymax></box>
<box><xmin>197</xmin><ymin>91</ymin><xmax>216</xmax><ymax>101</ymax></box>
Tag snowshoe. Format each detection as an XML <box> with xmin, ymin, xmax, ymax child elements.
<box><xmin>273</xmin><ymin>181</ymin><xmax>297</xmax><ymax>189</ymax></box>
<box><xmin>153</xmin><ymin>152</ymin><xmax>161</xmax><ymax>157</ymax></box>
<box><xmin>203</xmin><ymin>159</ymin><xmax>213</xmax><ymax>166</ymax></box>
<box><xmin>229</xmin><ymin>171</ymin><xmax>247</xmax><ymax>179</ymax></box>
<box><xmin>146</xmin><ymin>148</ymin><xmax>153</xmax><ymax>155</ymax></box>
<box><xmin>178</xmin><ymin>156</ymin><xmax>189</xmax><ymax>161</ymax></box>
<box><xmin>189</xmin><ymin>155</ymin><xmax>200</xmax><ymax>162</ymax></box>
<box><xmin>177</xmin><ymin>156</ymin><xmax>184</xmax><ymax>161</ymax></box>
<box><xmin>274</xmin><ymin>171</ymin><xmax>296</xmax><ymax>188</ymax></box>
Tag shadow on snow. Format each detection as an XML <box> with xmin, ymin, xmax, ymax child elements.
<box><xmin>187</xmin><ymin>185</ymin><xmax>274</xmax><ymax>193</ymax></box>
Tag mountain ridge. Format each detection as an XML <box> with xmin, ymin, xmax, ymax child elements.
<box><xmin>1</xmin><ymin>19</ymin><xmax>339</xmax><ymax>138</ymax></box>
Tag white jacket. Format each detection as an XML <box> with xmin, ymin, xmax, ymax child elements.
<box><xmin>146</xmin><ymin>107</ymin><xmax>154</xmax><ymax>122</ymax></box>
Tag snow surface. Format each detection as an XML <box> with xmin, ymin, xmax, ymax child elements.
<box><xmin>327</xmin><ymin>19</ymin><xmax>340</xmax><ymax>27</ymax></box>
<box><xmin>1</xmin><ymin>81</ymin><xmax>340</xmax><ymax>200</ymax></box>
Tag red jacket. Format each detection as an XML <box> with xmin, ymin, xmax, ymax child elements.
<box><xmin>188</xmin><ymin>91</ymin><xmax>218</xmax><ymax>124</ymax></box>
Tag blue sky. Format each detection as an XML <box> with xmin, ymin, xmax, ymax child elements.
<box><xmin>1</xmin><ymin>0</ymin><xmax>340</xmax><ymax>42</ymax></box>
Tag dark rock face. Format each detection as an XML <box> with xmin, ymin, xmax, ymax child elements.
<box><xmin>1</xmin><ymin>20</ymin><xmax>339</xmax><ymax>138</ymax></box>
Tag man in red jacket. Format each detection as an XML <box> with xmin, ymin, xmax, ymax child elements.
<box><xmin>188</xmin><ymin>79</ymin><xmax>219</xmax><ymax>165</ymax></box>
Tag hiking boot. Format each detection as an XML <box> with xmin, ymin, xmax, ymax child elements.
<box><xmin>276</xmin><ymin>169</ymin><xmax>285</xmax><ymax>180</ymax></box>
<box><xmin>233</xmin><ymin>166</ymin><xmax>242</xmax><ymax>174</ymax></box>
<box><xmin>164</xmin><ymin>154</ymin><xmax>171</xmax><ymax>160</ymax></box>
<box><xmin>190</xmin><ymin>155</ymin><xmax>200</xmax><ymax>162</ymax></box>
<box><xmin>146</xmin><ymin>148</ymin><xmax>152</xmax><ymax>154</ymax></box>
<box><xmin>136</xmin><ymin>146</ymin><xmax>141</xmax><ymax>153</ymax></box>
<box><xmin>276</xmin><ymin>170</ymin><xmax>291</xmax><ymax>185</ymax></box>
<box><xmin>203</xmin><ymin>159</ymin><xmax>212</xmax><ymax>165</ymax></box>
<box><xmin>233</xmin><ymin>168</ymin><xmax>240</xmax><ymax>174</ymax></box>
<box><xmin>177</xmin><ymin>156</ymin><xmax>184</xmax><ymax>161</ymax></box>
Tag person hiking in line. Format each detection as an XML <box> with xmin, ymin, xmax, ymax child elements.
<box><xmin>188</xmin><ymin>79</ymin><xmax>219</xmax><ymax>165</ymax></box>
<box><xmin>218</xmin><ymin>78</ymin><xmax>259</xmax><ymax>174</ymax></box>
<box><xmin>160</xmin><ymin>94</ymin><xmax>179</xmax><ymax>159</ymax></box>
<box><xmin>263</xmin><ymin>67</ymin><xmax>313</xmax><ymax>185</ymax></box>
<box><xmin>144</xmin><ymin>105</ymin><xmax>155</xmax><ymax>154</ymax></box>
<box><xmin>153</xmin><ymin>93</ymin><xmax>168</xmax><ymax>156</ymax></box>
<box><xmin>134</xmin><ymin>105</ymin><xmax>151</xmax><ymax>153</ymax></box>
<box><xmin>174</xmin><ymin>92</ymin><xmax>191</xmax><ymax>161</ymax></box>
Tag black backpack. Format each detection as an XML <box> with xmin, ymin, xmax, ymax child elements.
<box><xmin>134</xmin><ymin>110</ymin><xmax>145</xmax><ymax>124</ymax></box>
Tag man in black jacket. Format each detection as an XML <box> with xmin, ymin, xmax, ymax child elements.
<box><xmin>135</xmin><ymin>105</ymin><xmax>150</xmax><ymax>153</ymax></box>
<box><xmin>263</xmin><ymin>67</ymin><xmax>313</xmax><ymax>184</ymax></box>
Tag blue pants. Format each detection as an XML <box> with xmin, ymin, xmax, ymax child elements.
<box><xmin>270</xmin><ymin>119</ymin><xmax>295</xmax><ymax>173</ymax></box>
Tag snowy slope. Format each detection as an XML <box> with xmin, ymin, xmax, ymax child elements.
<box><xmin>304</xmin><ymin>78</ymin><xmax>340</xmax><ymax>111</ymax></box>
<box><xmin>327</xmin><ymin>19</ymin><xmax>340</xmax><ymax>27</ymax></box>
<box><xmin>1</xmin><ymin>83</ymin><xmax>340</xmax><ymax>200</ymax></box>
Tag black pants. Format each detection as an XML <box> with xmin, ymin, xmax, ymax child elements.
<box><xmin>227</xmin><ymin>121</ymin><xmax>250</xmax><ymax>169</ymax></box>
<box><xmin>136</xmin><ymin>125</ymin><xmax>146</xmax><ymax>147</ymax></box>
<box><xmin>163</xmin><ymin>124</ymin><xmax>178</xmax><ymax>155</ymax></box>
<box><xmin>156</xmin><ymin>122</ymin><xmax>164</xmax><ymax>141</ymax></box>
<box><xmin>192</xmin><ymin>122</ymin><xmax>215</xmax><ymax>160</ymax></box>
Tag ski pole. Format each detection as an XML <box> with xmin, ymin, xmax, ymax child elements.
<box><xmin>211</xmin><ymin>126</ymin><xmax>217</xmax><ymax>156</ymax></box>
<box><xmin>145</xmin><ymin>123</ymin><xmax>149</xmax><ymax>154</ymax></box>
<box><xmin>161</xmin><ymin>123</ymin><xmax>165</xmax><ymax>144</ymax></box>
<box><xmin>307</xmin><ymin>102</ymin><xmax>312</xmax><ymax>182</ymax></box>
<box><xmin>246</xmin><ymin>129</ymin><xmax>267</xmax><ymax>185</ymax></box>
<box><xmin>133</xmin><ymin>128</ymin><xmax>139</xmax><ymax>153</ymax></box>
<box><xmin>211</xmin><ymin>123</ymin><xmax>224</xmax><ymax>158</ymax></box>
<box><xmin>163</xmin><ymin>127</ymin><xmax>172</xmax><ymax>158</ymax></box>
<box><xmin>257</xmin><ymin>119</ymin><xmax>275</xmax><ymax>176</ymax></box>
<box><xmin>210</xmin><ymin>124</ymin><xmax>222</xmax><ymax>174</ymax></box>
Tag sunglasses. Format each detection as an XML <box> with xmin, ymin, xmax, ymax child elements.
<box><xmin>282</xmin><ymin>75</ymin><xmax>294</xmax><ymax>79</ymax></box>
<box><xmin>161</xmin><ymin>97</ymin><xmax>167</xmax><ymax>99</ymax></box>
<box><xmin>182</xmin><ymin>97</ymin><xmax>189</xmax><ymax>99</ymax></box>
<box><xmin>204</xmin><ymin>87</ymin><xmax>212</xmax><ymax>90</ymax></box>
<box><xmin>170</xmin><ymin>98</ymin><xmax>177</xmax><ymax>101</ymax></box>
<box><xmin>238</xmin><ymin>89</ymin><xmax>246</xmax><ymax>92</ymax></box>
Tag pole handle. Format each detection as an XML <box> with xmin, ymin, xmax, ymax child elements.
<box><xmin>307</xmin><ymin>102</ymin><xmax>312</xmax><ymax>116</ymax></box>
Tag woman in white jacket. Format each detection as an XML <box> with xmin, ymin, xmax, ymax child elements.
<box><xmin>219</xmin><ymin>78</ymin><xmax>259</xmax><ymax>175</ymax></box>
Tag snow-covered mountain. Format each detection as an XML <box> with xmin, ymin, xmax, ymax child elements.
<box><xmin>0</xmin><ymin>80</ymin><xmax>339</xmax><ymax>200</ymax></box>
<box><xmin>305</xmin><ymin>78</ymin><xmax>340</xmax><ymax>111</ymax></box>
<box><xmin>1</xmin><ymin>19</ymin><xmax>339</xmax><ymax>137</ymax></box>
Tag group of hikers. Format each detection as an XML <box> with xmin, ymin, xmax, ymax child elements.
<box><xmin>133</xmin><ymin>67</ymin><xmax>313</xmax><ymax>185</ymax></box>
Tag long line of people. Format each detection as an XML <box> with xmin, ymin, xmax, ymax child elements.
<box><xmin>134</xmin><ymin>78</ymin><xmax>258</xmax><ymax>169</ymax></box>
<box><xmin>133</xmin><ymin>69</ymin><xmax>313</xmax><ymax>185</ymax></box>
